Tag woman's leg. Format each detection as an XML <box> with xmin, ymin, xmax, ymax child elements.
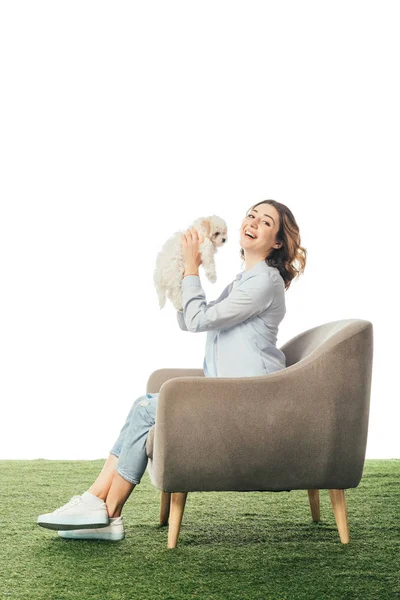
<box><xmin>104</xmin><ymin>394</ymin><xmax>158</xmax><ymax>516</ymax></box>
<box><xmin>104</xmin><ymin>472</ymin><xmax>136</xmax><ymax>517</ymax></box>
<box><xmin>37</xmin><ymin>394</ymin><xmax>158</xmax><ymax>531</ymax></box>
<box><xmin>83</xmin><ymin>394</ymin><xmax>146</xmax><ymax>500</ymax></box>
<box><xmin>86</xmin><ymin>454</ymin><xmax>120</xmax><ymax>501</ymax></box>
<box><xmin>85</xmin><ymin>455</ymin><xmax>136</xmax><ymax>517</ymax></box>
<box><xmin>87</xmin><ymin>393</ymin><xmax>158</xmax><ymax>517</ymax></box>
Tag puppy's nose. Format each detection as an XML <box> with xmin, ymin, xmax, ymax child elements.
<box><xmin>222</xmin><ymin>238</ymin><xmax>226</xmax><ymax>243</ymax></box>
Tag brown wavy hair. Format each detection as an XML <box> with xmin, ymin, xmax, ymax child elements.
<box><xmin>240</xmin><ymin>199</ymin><xmax>307</xmax><ymax>290</ymax></box>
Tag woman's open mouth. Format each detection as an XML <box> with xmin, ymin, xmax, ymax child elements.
<box><xmin>243</xmin><ymin>228</ymin><xmax>257</xmax><ymax>240</ymax></box>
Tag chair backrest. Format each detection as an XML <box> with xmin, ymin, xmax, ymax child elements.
<box><xmin>279</xmin><ymin>318</ymin><xmax>373</xmax><ymax>368</ymax></box>
<box><xmin>278</xmin><ymin>319</ymin><xmax>374</xmax><ymax>488</ymax></box>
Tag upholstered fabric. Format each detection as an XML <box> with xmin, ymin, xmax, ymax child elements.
<box><xmin>145</xmin><ymin>319</ymin><xmax>373</xmax><ymax>493</ymax></box>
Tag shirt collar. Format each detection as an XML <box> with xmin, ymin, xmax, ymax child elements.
<box><xmin>235</xmin><ymin>259</ymin><xmax>274</xmax><ymax>283</ymax></box>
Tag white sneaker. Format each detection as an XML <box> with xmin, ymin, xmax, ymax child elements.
<box><xmin>37</xmin><ymin>492</ymin><xmax>110</xmax><ymax>531</ymax></box>
<box><xmin>58</xmin><ymin>516</ymin><xmax>125</xmax><ymax>541</ymax></box>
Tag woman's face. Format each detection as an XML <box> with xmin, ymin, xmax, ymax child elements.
<box><xmin>240</xmin><ymin>203</ymin><xmax>281</xmax><ymax>258</ymax></box>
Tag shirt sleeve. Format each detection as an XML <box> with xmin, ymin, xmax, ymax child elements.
<box><xmin>181</xmin><ymin>273</ymin><xmax>276</xmax><ymax>333</ymax></box>
<box><xmin>176</xmin><ymin>279</ymin><xmax>233</xmax><ymax>332</ymax></box>
<box><xmin>176</xmin><ymin>309</ymin><xmax>189</xmax><ymax>331</ymax></box>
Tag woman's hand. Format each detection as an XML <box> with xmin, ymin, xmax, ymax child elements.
<box><xmin>181</xmin><ymin>227</ymin><xmax>204</xmax><ymax>274</ymax></box>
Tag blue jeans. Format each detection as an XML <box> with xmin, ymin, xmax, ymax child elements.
<box><xmin>109</xmin><ymin>392</ymin><xmax>159</xmax><ymax>485</ymax></box>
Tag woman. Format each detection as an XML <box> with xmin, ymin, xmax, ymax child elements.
<box><xmin>37</xmin><ymin>199</ymin><xmax>306</xmax><ymax>541</ymax></box>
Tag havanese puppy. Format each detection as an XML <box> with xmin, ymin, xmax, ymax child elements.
<box><xmin>154</xmin><ymin>215</ymin><xmax>228</xmax><ymax>311</ymax></box>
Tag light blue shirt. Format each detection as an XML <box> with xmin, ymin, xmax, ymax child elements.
<box><xmin>176</xmin><ymin>260</ymin><xmax>286</xmax><ymax>378</ymax></box>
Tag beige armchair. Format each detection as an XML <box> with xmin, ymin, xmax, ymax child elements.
<box><xmin>145</xmin><ymin>319</ymin><xmax>373</xmax><ymax>549</ymax></box>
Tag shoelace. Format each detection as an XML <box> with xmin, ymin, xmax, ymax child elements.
<box><xmin>54</xmin><ymin>495</ymin><xmax>81</xmax><ymax>514</ymax></box>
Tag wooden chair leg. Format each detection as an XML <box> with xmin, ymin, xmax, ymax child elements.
<box><xmin>160</xmin><ymin>491</ymin><xmax>171</xmax><ymax>526</ymax></box>
<box><xmin>329</xmin><ymin>489</ymin><xmax>350</xmax><ymax>544</ymax></box>
<box><xmin>307</xmin><ymin>489</ymin><xmax>320</xmax><ymax>521</ymax></box>
<box><xmin>167</xmin><ymin>492</ymin><xmax>188</xmax><ymax>549</ymax></box>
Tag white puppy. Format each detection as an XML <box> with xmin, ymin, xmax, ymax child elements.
<box><xmin>154</xmin><ymin>215</ymin><xmax>228</xmax><ymax>311</ymax></box>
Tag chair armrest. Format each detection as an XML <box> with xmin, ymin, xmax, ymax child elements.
<box><xmin>146</xmin><ymin>368</ymin><xmax>204</xmax><ymax>394</ymax></box>
<box><xmin>151</xmin><ymin>337</ymin><xmax>371</xmax><ymax>492</ymax></box>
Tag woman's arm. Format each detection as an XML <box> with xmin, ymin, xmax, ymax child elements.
<box><xmin>176</xmin><ymin>309</ymin><xmax>189</xmax><ymax>331</ymax></box>
<box><xmin>177</xmin><ymin>278</ymin><xmax>234</xmax><ymax>332</ymax></box>
<box><xmin>181</xmin><ymin>273</ymin><xmax>276</xmax><ymax>333</ymax></box>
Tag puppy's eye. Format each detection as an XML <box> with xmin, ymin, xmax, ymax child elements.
<box><xmin>215</xmin><ymin>232</ymin><xmax>220</xmax><ymax>236</ymax></box>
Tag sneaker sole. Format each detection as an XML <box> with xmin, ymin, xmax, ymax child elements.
<box><xmin>58</xmin><ymin>530</ymin><xmax>125</xmax><ymax>541</ymax></box>
<box><xmin>37</xmin><ymin>515</ymin><xmax>110</xmax><ymax>531</ymax></box>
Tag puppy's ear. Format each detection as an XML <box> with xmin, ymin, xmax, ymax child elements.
<box><xmin>199</xmin><ymin>219</ymin><xmax>211</xmax><ymax>238</ymax></box>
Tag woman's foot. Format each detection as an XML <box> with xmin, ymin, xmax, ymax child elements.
<box><xmin>37</xmin><ymin>491</ymin><xmax>109</xmax><ymax>531</ymax></box>
<box><xmin>57</xmin><ymin>517</ymin><xmax>125</xmax><ymax>541</ymax></box>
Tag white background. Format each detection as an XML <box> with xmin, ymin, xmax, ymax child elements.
<box><xmin>0</xmin><ymin>1</ymin><xmax>398</xmax><ymax>460</ymax></box>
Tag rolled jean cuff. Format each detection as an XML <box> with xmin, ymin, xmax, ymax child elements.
<box><xmin>116</xmin><ymin>465</ymin><xmax>141</xmax><ymax>485</ymax></box>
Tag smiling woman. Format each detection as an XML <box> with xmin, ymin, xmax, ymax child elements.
<box><xmin>176</xmin><ymin>198</ymin><xmax>307</xmax><ymax>377</ymax></box>
<box><xmin>239</xmin><ymin>199</ymin><xmax>307</xmax><ymax>290</ymax></box>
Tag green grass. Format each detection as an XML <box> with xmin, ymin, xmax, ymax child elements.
<box><xmin>1</xmin><ymin>459</ymin><xmax>399</xmax><ymax>600</ymax></box>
